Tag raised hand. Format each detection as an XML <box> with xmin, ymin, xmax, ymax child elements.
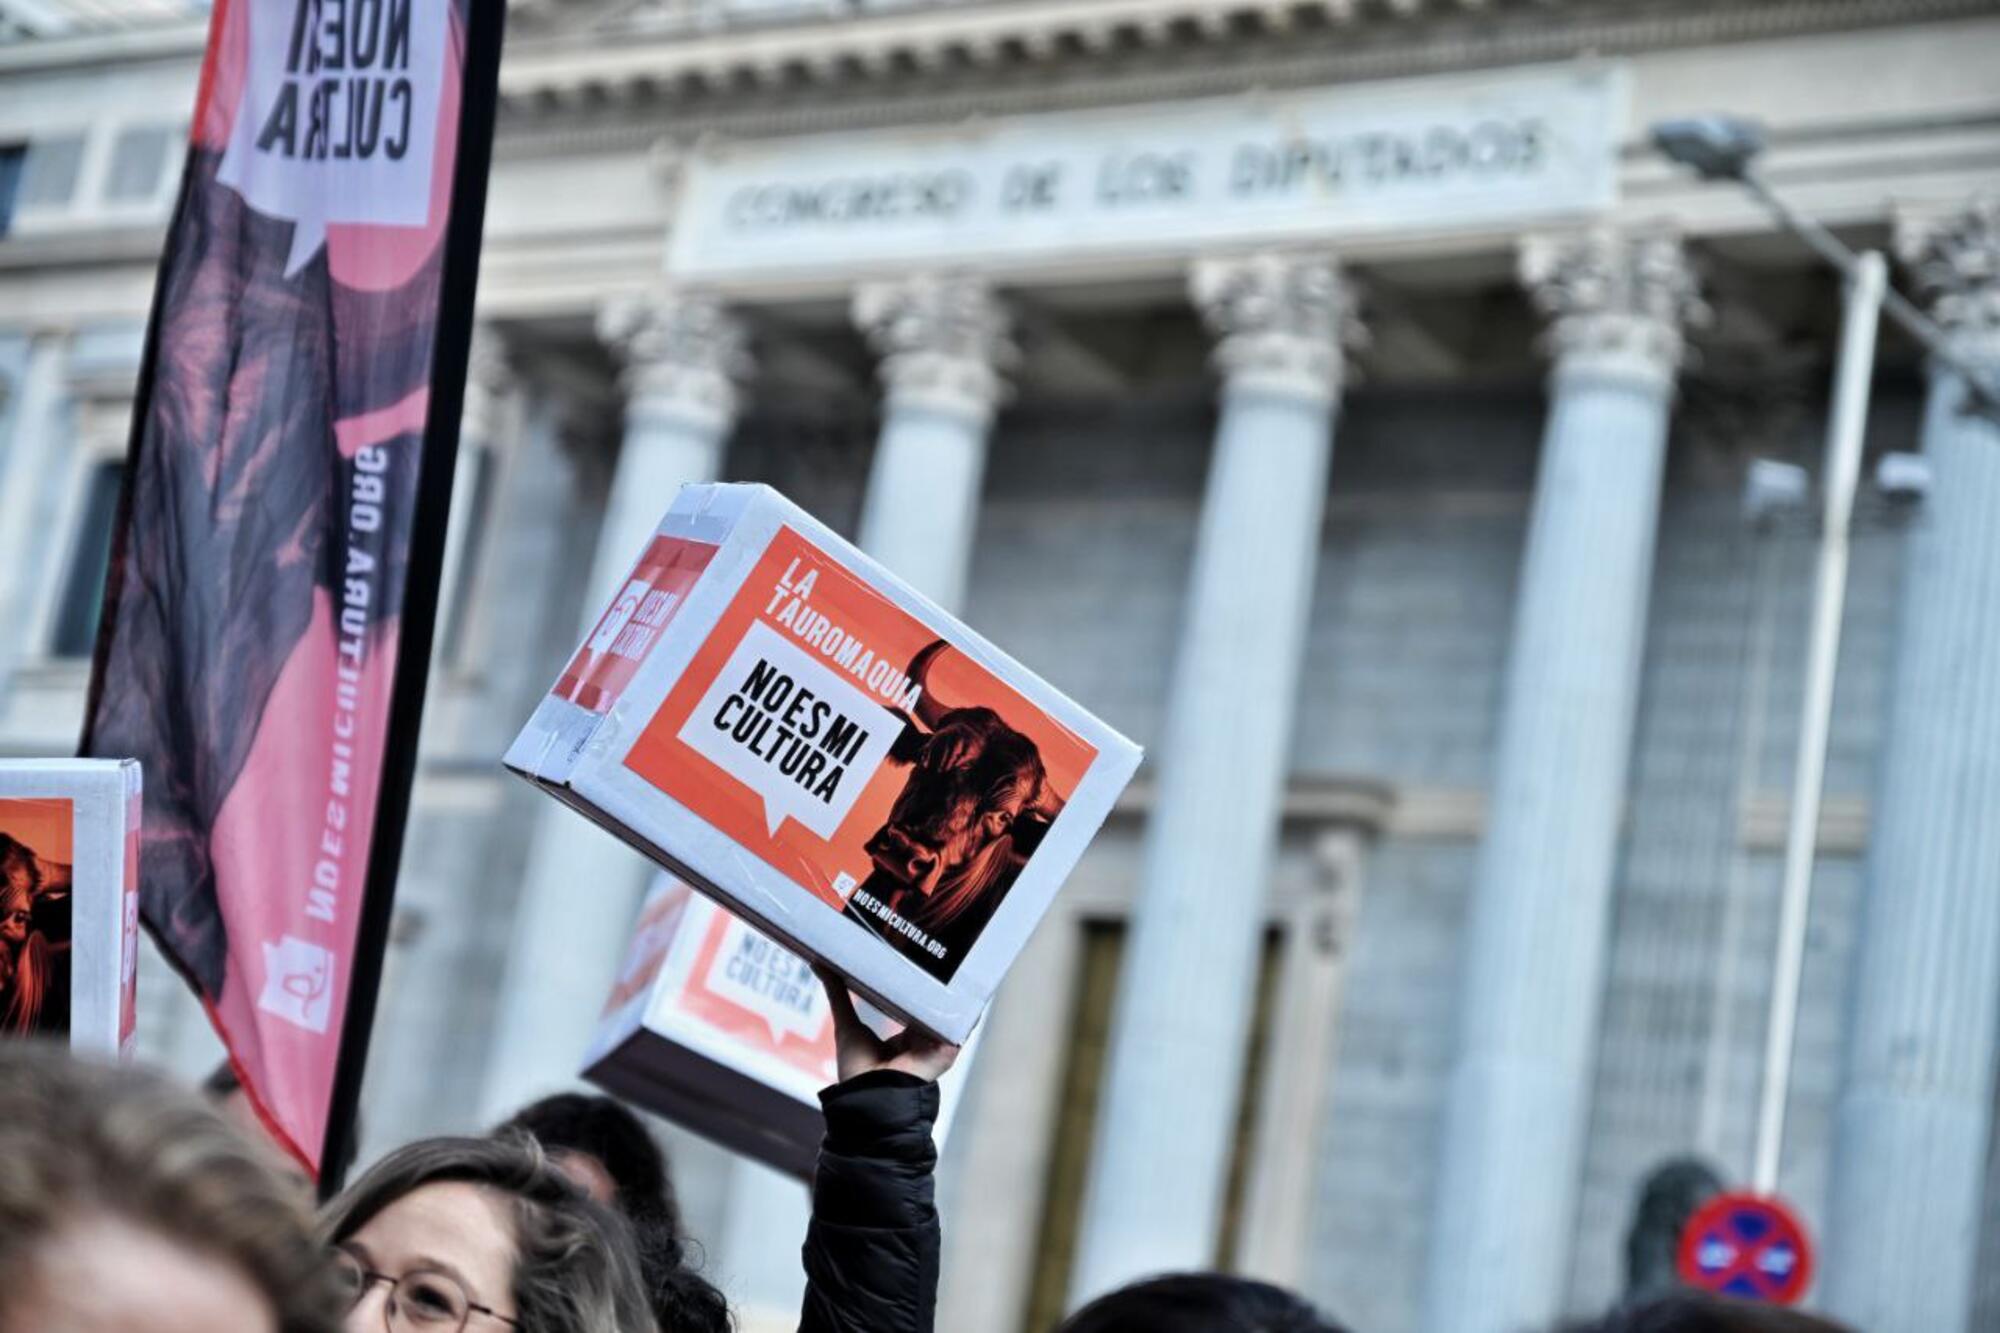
<box><xmin>814</xmin><ymin>964</ymin><xmax>961</xmax><ymax>1084</ymax></box>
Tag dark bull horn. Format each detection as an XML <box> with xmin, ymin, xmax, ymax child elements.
<box><xmin>905</xmin><ymin>638</ymin><xmax>954</xmax><ymax>732</ymax></box>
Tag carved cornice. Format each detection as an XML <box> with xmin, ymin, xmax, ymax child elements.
<box><xmin>852</xmin><ymin>272</ymin><xmax>1016</xmax><ymax>424</ymax></box>
<box><xmin>1895</xmin><ymin>195</ymin><xmax>2000</xmax><ymax>355</ymax></box>
<box><xmin>496</xmin><ymin>0</ymin><xmax>1998</xmax><ymax>134</ymax></box>
<box><xmin>596</xmin><ymin>290</ymin><xmax>751</xmax><ymax>429</ymax></box>
<box><xmin>1190</xmin><ymin>251</ymin><xmax>1362</xmax><ymax>405</ymax></box>
<box><xmin>1519</xmin><ymin>229</ymin><xmax>1706</xmax><ymax>390</ymax></box>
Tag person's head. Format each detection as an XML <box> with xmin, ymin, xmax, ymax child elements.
<box><xmin>494</xmin><ymin>1094</ymin><xmax>730</xmax><ymax>1333</ymax></box>
<box><xmin>205</xmin><ymin>1062</ymin><xmax>269</xmax><ymax>1145</ymax></box>
<box><xmin>495</xmin><ymin>1094</ymin><xmax>679</xmax><ymax>1228</ymax></box>
<box><xmin>1622</xmin><ymin>1157</ymin><xmax>1725</xmax><ymax>1302</ymax></box>
<box><xmin>321</xmin><ymin>1134</ymin><xmax>657</xmax><ymax>1333</ymax></box>
<box><xmin>1577</xmin><ymin>1294</ymin><xmax>1856</xmax><ymax>1333</ymax></box>
<box><xmin>0</xmin><ymin>1042</ymin><xmax>338</xmax><ymax>1333</ymax></box>
<box><xmin>1060</xmin><ymin>1274</ymin><xmax>1350</xmax><ymax>1333</ymax></box>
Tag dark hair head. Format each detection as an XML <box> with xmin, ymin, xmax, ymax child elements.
<box><xmin>1623</xmin><ymin>1157</ymin><xmax>1724</xmax><ymax>1301</ymax></box>
<box><xmin>1575</xmin><ymin>1294</ymin><xmax>1856</xmax><ymax>1333</ymax></box>
<box><xmin>0</xmin><ymin>1043</ymin><xmax>339</xmax><ymax>1333</ymax></box>
<box><xmin>496</xmin><ymin>1094</ymin><xmax>731</xmax><ymax>1333</ymax></box>
<box><xmin>321</xmin><ymin>1133</ymin><xmax>657</xmax><ymax>1333</ymax></box>
<box><xmin>499</xmin><ymin>1094</ymin><xmax>679</xmax><ymax>1234</ymax></box>
<box><xmin>203</xmin><ymin>1059</ymin><xmax>243</xmax><ymax>1098</ymax></box>
<box><xmin>1060</xmin><ymin>1273</ymin><xmax>1349</xmax><ymax>1333</ymax></box>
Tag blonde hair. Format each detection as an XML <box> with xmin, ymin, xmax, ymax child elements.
<box><xmin>321</xmin><ymin>1134</ymin><xmax>660</xmax><ymax>1333</ymax></box>
<box><xmin>0</xmin><ymin>1043</ymin><xmax>339</xmax><ymax>1333</ymax></box>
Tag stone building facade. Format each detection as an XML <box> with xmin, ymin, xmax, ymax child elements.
<box><xmin>3</xmin><ymin>2</ymin><xmax>1999</xmax><ymax>1331</ymax></box>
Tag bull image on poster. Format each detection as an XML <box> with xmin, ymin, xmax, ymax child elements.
<box><xmin>847</xmin><ymin>641</ymin><xmax>1063</xmax><ymax>978</ymax></box>
<box><xmin>0</xmin><ymin>800</ymin><xmax>75</xmax><ymax>1038</ymax></box>
<box><xmin>623</xmin><ymin>522</ymin><xmax>1100</xmax><ymax>987</ymax></box>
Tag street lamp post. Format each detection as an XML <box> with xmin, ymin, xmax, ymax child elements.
<box><xmin>1650</xmin><ymin>117</ymin><xmax>1914</xmax><ymax>1199</ymax></box>
<box><xmin>1652</xmin><ymin>117</ymin><xmax>2000</xmax><ymax>412</ymax></box>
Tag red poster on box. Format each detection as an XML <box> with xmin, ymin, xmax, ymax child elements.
<box><xmin>556</xmin><ymin>537</ymin><xmax>716</xmax><ymax>714</ymax></box>
<box><xmin>679</xmin><ymin>907</ymin><xmax>836</xmax><ymax>1081</ymax></box>
<box><xmin>0</xmin><ymin>762</ymin><xmax>143</xmax><ymax>1058</ymax></box>
<box><xmin>624</xmin><ymin>525</ymin><xmax>1097</xmax><ymax>984</ymax></box>
<box><xmin>585</xmin><ymin>873</ymin><xmax>989</xmax><ymax>1176</ymax></box>
<box><xmin>510</xmin><ymin>483</ymin><xmax>1142</xmax><ymax>1045</ymax></box>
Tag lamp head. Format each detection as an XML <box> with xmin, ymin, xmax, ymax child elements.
<box><xmin>1651</xmin><ymin>116</ymin><xmax>1767</xmax><ymax>181</ymax></box>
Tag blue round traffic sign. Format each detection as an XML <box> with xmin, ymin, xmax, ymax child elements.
<box><xmin>1677</xmin><ymin>1191</ymin><xmax>1814</xmax><ymax>1305</ymax></box>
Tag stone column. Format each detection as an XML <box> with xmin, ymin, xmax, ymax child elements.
<box><xmin>478</xmin><ymin>293</ymin><xmax>748</xmax><ymax>1119</ymax></box>
<box><xmin>435</xmin><ymin>324</ymin><xmax>513</xmax><ymax>651</ymax></box>
<box><xmin>716</xmin><ymin>273</ymin><xmax>1014</xmax><ymax>1332</ymax></box>
<box><xmin>1236</xmin><ymin>822</ymin><xmax>1372</xmax><ymax>1286</ymax></box>
<box><xmin>852</xmin><ymin>272</ymin><xmax>1014</xmax><ymax>609</ymax></box>
<box><xmin>1069</xmin><ymin>253</ymin><xmax>1358</xmax><ymax>1302</ymax></box>
<box><xmin>1422</xmin><ymin>230</ymin><xmax>1703</xmax><ymax>1333</ymax></box>
<box><xmin>461</xmin><ymin>323</ymin><xmax>511</xmax><ymax>448</ymax></box>
<box><xmin>1825</xmin><ymin>199</ymin><xmax>2000</xmax><ymax>1333</ymax></box>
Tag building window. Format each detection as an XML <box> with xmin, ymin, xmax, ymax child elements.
<box><xmin>1020</xmin><ymin>922</ymin><xmax>1285</xmax><ymax>1330</ymax></box>
<box><xmin>0</xmin><ymin>144</ymin><xmax>24</xmax><ymax>237</ymax></box>
<box><xmin>104</xmin><ymin>124</ymin><xmax>176</xmax><ymax>203</ymax></box>
<box><xmin>1022</xmin><ymin>920</ymin><xmax>1123</xmax><ymax>1333</ymax></box>
<box><xmin>1214</xmin><ymin>928</ymin><xmax>1285</xmax><ymax>1271</ymax></box>
<box><xmin>50</xmin><ymin>458</ymin><xmax>124</xmax><ymax>659</ymax></box>
<box><xmin>16</xmin><ymin>134</ymin><xmax>85</xmax><ymax>214</ymax></box>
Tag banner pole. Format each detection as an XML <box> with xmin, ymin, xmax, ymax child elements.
<box><xmin>318</xmin><ymin>0</ymin><xmax>510</xmax><ymax>1201</ymax></box>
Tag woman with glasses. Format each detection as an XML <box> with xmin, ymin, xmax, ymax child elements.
<box><xmin>323</xmin><ymin>967</ymin><xmax>960</xmax><ymax>1333</ymax></box>
<box><xmin>320</xmin><ymin>1135</ymin><xmax>656</xmax><ymax>1333</ymax></box>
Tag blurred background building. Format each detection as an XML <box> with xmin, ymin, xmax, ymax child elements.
<box><xmin>3</xmin><ymin>1</ymin><xmax>1999</xmax><ymax>1331</ymax></box>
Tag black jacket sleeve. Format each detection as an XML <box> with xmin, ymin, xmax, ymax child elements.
<box><xmin>797</xmin><ymin>1070</ymin><xmax>943</xmax><ymax>1333</ymax></box>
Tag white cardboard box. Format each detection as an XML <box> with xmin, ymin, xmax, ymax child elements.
<box><xmin>0</xmin><ymin>760</ymin><xmax>142</xmax><ymax>1056</ymax></box>
<box><xmin>508</xmin><ymin>483</ymin><xmax>1140</xmax><ymax>1044</ymax></box>
<box><xmin>584</xmin><ymin>873</ymin><xmax>976</xmax><ymax>1177</ymax></box>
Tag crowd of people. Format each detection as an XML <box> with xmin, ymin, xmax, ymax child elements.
<box><xmin>0</xmin><ymin>968</ymin><xmax>1862</xmax><ymax>1333</ymax></box>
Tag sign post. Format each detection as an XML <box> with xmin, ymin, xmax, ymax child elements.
<box><xmin>1751</xmin><ymin>251</ymin><xmax>1887</xmax><ymax>1196</ymax></box>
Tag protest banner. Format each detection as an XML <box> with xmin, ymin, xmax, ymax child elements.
<box><xmin>509</xmin><ymin>483</ymin><xmax>1141</xmax><ymax>1044</ymax></box>
<box><xmin>0</xmin><ymin>761</ymin><xmax>142</xmax><ymax>1058</ymax></box>
<box><xmin>81</xmin><ymin>0</ymin><xmax>508</xmax><ymax>1185</ymax></box>
<box><xmin>585</xmin><ymin>872</ymin><xmax>979</xmax><ymax>1175</ymax></box>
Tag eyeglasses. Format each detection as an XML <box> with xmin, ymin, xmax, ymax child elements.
<box><xmin>333</xmin><ymin>1249</ymin><xmax>519</xmax><ymax>1331</ymax></box>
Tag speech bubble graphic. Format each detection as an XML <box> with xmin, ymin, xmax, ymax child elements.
<box><xmin>703</xmin><ymin>915</ymin><xmax>832</xmax><ymax>1048</ymax></box>
<box><xmin>679</xmin><ymin>620</ymin><xmax>898</xmax><ymax>840</ymax></box>
<box><xmin>217</xmin><ymin>0</ymin><xmax>448</xmax><ymax>276</ymax></box>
